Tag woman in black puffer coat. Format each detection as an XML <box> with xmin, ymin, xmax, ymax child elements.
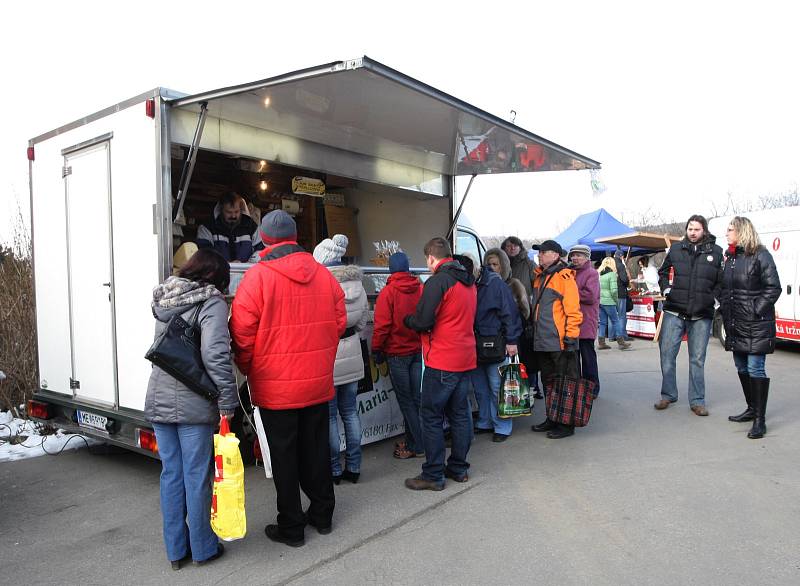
<box><xmin>719</xmin><ymin>216</ymin><xmax>781</xmax><ymax>439</ymax></box>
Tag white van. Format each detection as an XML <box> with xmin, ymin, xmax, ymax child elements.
<box><xmin>26</xmin><ymin>56</ymin><xmax>599</xmax><ymax>456</ymax></box>
<box><xmin>709</xmin><ymin>207</ymin><xmax>800</xmax><ymax>345</ymax></box>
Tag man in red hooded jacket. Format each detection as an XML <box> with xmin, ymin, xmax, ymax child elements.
<box><xmin>371</xmin><ymin>251</ymin><xmax>423</xmax><ymax>459</ymax></box>
<box><xmin>402</xmin><ymin>237</ymin><xmax>477</xmax><ymax>491</ymax></box>
<box><xmin>230</xmin><ymin>210</ymin><xmax>346</xmax><ymax>547</ymax></box>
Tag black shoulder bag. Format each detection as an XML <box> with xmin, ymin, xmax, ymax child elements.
<box><xmin>145</xmin><ymin>302</ymin><xmax>219</xmax><ymax>401</ymax></box>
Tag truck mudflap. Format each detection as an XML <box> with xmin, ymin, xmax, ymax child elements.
<box><xmin>29</xmin><ymin>389</ymin><xmax>160</xmax><ymax>458</ymax></box>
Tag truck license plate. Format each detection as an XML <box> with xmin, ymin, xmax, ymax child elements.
<box><xmin>76</xmin><ymin>410</ymin><xmax>108</xmax><ymax>432</ymax></box>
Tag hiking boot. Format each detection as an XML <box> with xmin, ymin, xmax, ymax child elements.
<box><xmin>303</xmin><ymin>511</ymin><xmax>332</xmax><ymax>535</ymax></box>
<box><xmin>404</xmin><ymin>475</ymin><xmax>445</xmax><ymax>491</ymax></box>
<box><xmin>546</xmin><ymin>424</ymin><xmax>575</xmax><ymax>439</ymax></box>
<box><xmin>341</xmin><ymin>470</ymin><xmax>360</xmax><ymax>484</ymax></box>
<box><xmin>264</xmin><ymin>525</ymin><xmax>305</xmax><ymax>547</ymax></box>
<box><xmin>444</xmin><ymin>468</ymin><xmax>469</xmax><ymax>483</ymax></box>
<box><xmin>597</xmin><ymin>337</ymin><xmax>611</xmax><ymax>350</ymax></box>
<box><xmin>531</xmin><ymin>419</ymin><xmax>557</xmax><ymax>432</ymax></box>
<box><xmin>690</xmin><ymin>405</ymin><xmax>709</xmax><ymax>416</ymax></box>
<box><xmin>654</xmin><ymin>399</ymin><xmax>673</xmax><ymax>410</ymax></box>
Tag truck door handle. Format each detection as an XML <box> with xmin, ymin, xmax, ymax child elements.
<box><xmin>102</xmin><ymin>282</ymin><xmax>111</xmax><ymax>287</ymax></box>
<box><xmin>788</xmin><ymin>285</ymin><xmax>792</xmax><ymax>295</ymax></box>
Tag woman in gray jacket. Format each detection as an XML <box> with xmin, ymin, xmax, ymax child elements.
<box><xmin>144</xmin><ymin>249</ymin><xmax>239</xmax><ymax>570</ymax></box>
<box><xmin>314</xmin><ymin>235</ymin><xmax>369</xmax><ymax>484</ymax></box>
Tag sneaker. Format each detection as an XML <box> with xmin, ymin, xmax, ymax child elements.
<box><xmin>444</xmin><ymin>468</ymin><xmax>469</xmax><ymax>483</ymax></box>
<box><xmin>404</xmin><ymin>475</ymin><xmax>445</xmax><ymax>491</ymax></box>
<box><xmin>195</xmin><ymin>543</ymin><xmax>225</xmax><ymax>566</ymax></box>
<box><xmin>690</xmin><ymin>405</ymin><xmax>709</xmax><ymax>416</ymax></box>
<box><xmin>264</xmin><ymin>524</ymin><xmax>305</xmax><ymax>547</ymax></box>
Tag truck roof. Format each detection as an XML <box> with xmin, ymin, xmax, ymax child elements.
<box><xmin>30</xmin><ymin>57</ymin><xmax>600</xmax><ymax>177</ymax></box>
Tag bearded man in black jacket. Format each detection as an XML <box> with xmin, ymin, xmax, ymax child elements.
<box><xmin>654</xmin><ymin>215</ymin><xmax>723</xmax><ymax>416</ymax></box>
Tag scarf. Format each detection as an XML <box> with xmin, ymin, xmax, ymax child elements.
<box><xmin>152</xmin><ymin>276</ymin><xmax>221</xmax><ymax>310</ymax></box>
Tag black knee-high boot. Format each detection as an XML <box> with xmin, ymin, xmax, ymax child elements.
<box><xmin>747</xmin><ymin>377</ymin><xmax>769</xmax><ymax>439</ymax></box>
<box><xmin>729</xmin><ymin>372</ymin><xmax>755</xmax><ymax>422</ymax></box>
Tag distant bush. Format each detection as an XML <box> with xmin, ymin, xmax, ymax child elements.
<box><xmin>0</xmin><ymin>210</ymin><xmax>37</xmax><ymax>416</ymax></box>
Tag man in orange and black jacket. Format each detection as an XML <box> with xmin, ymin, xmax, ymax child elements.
<box><xmin>529</xmin><ymin>240</ymin><xmax>583</xmax><ymax>439</ymax></box>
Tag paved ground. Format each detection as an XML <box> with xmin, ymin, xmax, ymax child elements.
<box><xmin>2</xmin><ymin>339</ymin><xmax>799</xmax><ymax>585</ymax></box>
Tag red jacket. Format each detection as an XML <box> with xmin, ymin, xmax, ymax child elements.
<box><xmin>372</xmin><ymin>272</ymin><xmax>422</xmax><ymax>356</ymax></box>
<box><xmin>404</xmin><ymin>258</ymin><xmax>477</xmax><ymax>372</ymax></box>
<box><xmin>229</xmin><ymin>243</ymin><xmax>347</xmax><ymax>409</ymax></box>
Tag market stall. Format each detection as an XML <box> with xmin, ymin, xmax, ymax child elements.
<box><xmin>594</xmin><ymin>232</ymin><xmax>681</xmax><ymax>340</ymax></box>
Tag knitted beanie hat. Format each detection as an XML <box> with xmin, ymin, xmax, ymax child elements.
<box><xmin>313</xmin><ymin>234</ymin><xmax>349</xmax><ymax>265</ymax></box>
<box><xmin>259</xmin><ymin>210</ymin><xmax>297</xmax><ymax>245</ymax></box>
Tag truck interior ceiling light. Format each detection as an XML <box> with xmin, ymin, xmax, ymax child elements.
<box><xmin>260</xmin><ymin>180</ymin><xmax>268</xmax><ymax>191</ymax></box>
<box><xmin>26</xmin><ymin>400</ymin><xmax>53</xmax><ymax>420</ymax></box>
<box><xmin>258</xmin><ymin>160</ymin><xmax>267</xmax><ymax>171</ymax></box>
<box><xmin>263</xmin><ymin>96</ymin><xmax>271</xmax><ymax>107</ymax></box>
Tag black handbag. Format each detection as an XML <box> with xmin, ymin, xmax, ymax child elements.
<box><xmin>145</xmin><ymin>302</ymin><xmax>219</xmax><ymax>401</ymax></box>
<box><xmin>476</xmin><ymin>333</ymin><xmax>506</xmax><ymax>364</ymax></box>
<box><xmin>625</xmin><ymin>296</ymin><xmax>634</xmax><ymax>313</ymax></box>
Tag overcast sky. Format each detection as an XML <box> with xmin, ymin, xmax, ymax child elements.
<box><xmin>2</xmin><ymin>1</ymin><xmax>798</xmax><ymax>244</ymax></box>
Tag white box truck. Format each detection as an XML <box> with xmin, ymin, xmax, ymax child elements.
<box><xmin>709</xmin><ymin>207</ymin><xmax>800</xmax><ymax>345</ymax></box>
<box><xmin>26</xmin><ymin>57</ymin><xmax>600</xmax><ymax>457</ymax></box>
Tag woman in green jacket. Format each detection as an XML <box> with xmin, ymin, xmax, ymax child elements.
<box><xmin>598</xmin><ymin>257</ymin><xmax>630</xmax><ymax>350</ymax></box>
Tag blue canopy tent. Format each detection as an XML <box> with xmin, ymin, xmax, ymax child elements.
<box><xmin>552</xmin><ymin>208</ymin><xmax>640</xmax><ymax>257</ymax></box>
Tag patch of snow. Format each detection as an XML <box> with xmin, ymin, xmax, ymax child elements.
<box><xmin>0</xmin><ymin>410</ymin><xmax>99</xmax><ymax>462</ymax></box>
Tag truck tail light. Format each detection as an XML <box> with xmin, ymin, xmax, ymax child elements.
<box><xmin>27</xmin><ymin>400</ymin><xmax>53</xmax><ymax>419</ymax></box>
<box><xmin>136</xmin><ymin>428</ymin><xmax>158</xmax><ymax>453</ymax></box>
<box><xmin>27</xmin><ymin>146</ymin><xmax>35</xmax><ymax>161</ymax></box>
<box><xmin>145</xmin><ymin>99</ymin><xmax>155</xmax><ymax>119</ymax></box>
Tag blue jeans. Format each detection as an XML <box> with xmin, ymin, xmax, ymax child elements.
<box><xmin>388</xmin><ymin>354</ymin><xmax>423</xmax><ymax>453</ymax></box>
<box><xmin>420</xmin><ymin>367</ymin><xmax>472</xmax><ymax>484</ymax></box>
<box><xmin>470</xmin><ymin>360</ymin><xmax>512</xmax><ymax>436</ymax></box>
<box><xmin>329</xmin><ymin>381</ymin><xmax>362</xmax><ymax>475</ymax></box>
<box><xmin>152</xmin><ymin>423</ymin><xmax>218</xmax><ymax>563</ymax></box>
<box><xmin>599</xmin><ymin>304</ymin><xmax>619</xmax><ymax>338</ymax></box>
<box><xmin>733</xmin><ymin>352</ymin><xmax>767</xmax><ymax>378</ymax></box>
<box><xmin>617</xmin><ymin>298</ymin><xmax>629</xmax><ymax>338</ymax></box>
<box><xmin>659</xmin><ymin>312</ymin><xmax>712</xmax><ymax>406</ymax></box>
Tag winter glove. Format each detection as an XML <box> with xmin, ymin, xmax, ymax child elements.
<box><xmin>563</xmin><ymin>337</ymin><xmax>578</xmax><ymax>353</ymax></box>
<box><xmin>373</xmin><ymin>351</ymin><xmax>387</xmax><ymax>365</ymax></box>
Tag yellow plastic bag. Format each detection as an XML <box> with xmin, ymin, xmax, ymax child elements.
<box><xmin>210</xmin><ymin>417</ymin><xmax>246</xmax><ymax>541</ymax></box>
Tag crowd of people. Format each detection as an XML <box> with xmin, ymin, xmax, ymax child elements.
<box><xmin>143</xmin><ymin>206</ymin><xmax>781</xmax><ymax>567</ymax></box>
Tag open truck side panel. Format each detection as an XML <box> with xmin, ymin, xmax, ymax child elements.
<box><xmin>28</xmin><ymin>57</ymin><xmax>599</xmax><ymax>457</ymax></box>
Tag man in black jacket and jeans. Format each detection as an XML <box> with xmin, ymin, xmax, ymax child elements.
<box><xmin>655</xmin><ymin>215</ymin><xmax>723</xmax><ymax>416</ymax></box>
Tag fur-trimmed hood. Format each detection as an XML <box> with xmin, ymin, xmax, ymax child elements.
<box><xmin>328</xmin><ymin>264</ymin><xmax>363</xmax><ymax>284</ymax></box>
<box><xmin>484</xmin><ymin>247</ymin><xmax>512</xmax><ymax>281</ymax></box>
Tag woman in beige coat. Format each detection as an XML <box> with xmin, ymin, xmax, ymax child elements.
<box><xmin>314</xmin><ymin>235</ymin><xmax>369</xmax><ymax>483</ymax></box>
